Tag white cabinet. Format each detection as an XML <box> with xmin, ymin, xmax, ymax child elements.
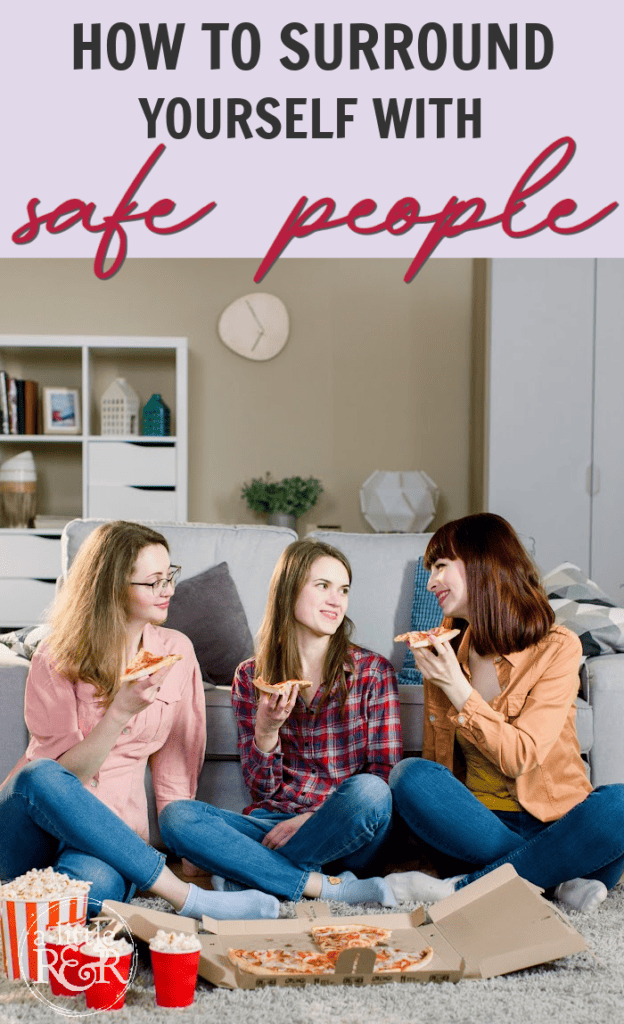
<box><xmin>590</xmin><ymin>261</ymin><xmax>624</xmax><ymax>601</ymax></box>
<box><xmin>486</xmin><ymin>259</ymin><xmax>624</xmax><ymax>599</ymax></box>
<box><xmin>87</xmin><ymin>439</ymin><xmax>178</xmax><ymax>520</ymax></box>
<box><xmin>0</xmin><ymin>336</ymin><xmax>188</xmax><ymax>626</ymax></box>
<box><xmin>87</xmin><ymin>441</ymin><xmax>177</xmax><ymax>486</ymax></box>
<box><xmin>0</xmin><ymin>530</ymin><xmax>59</xmax><ymax>625</ymax></box>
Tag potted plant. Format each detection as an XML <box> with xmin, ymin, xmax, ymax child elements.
<box><xmin>241</xmin><ymin>473</ymin><xmax>323</xmax><ymax>529</ymax></box>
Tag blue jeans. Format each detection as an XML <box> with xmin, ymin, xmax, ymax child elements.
<box><xmin>389</xmin><ymin>758</ymin><xmax>624</xmax><ymax>891</ymax></box>
<box><xmin>160</xmin><ymin>773</ymin><xmax>393</xmax><ymax>901</ymax></box>
<box><xmin>0</xmin><ymin>759</ymin><xmax>166</xmax><ymax>916</ymax></box>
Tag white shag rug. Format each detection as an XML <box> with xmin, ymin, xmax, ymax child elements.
<box><xmin>1</xmin><ymin>884</ymin><xmax>623</xmax><ymax>1024</ymax></box>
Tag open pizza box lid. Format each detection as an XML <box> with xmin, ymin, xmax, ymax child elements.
<box><xmin>99</xmin><ymin>865</ymin><xmax>588</xmax><ymax>989</ymax></box>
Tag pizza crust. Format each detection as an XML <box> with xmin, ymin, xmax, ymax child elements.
<box><xmin>121</xmin><ymin>651</ymin><xmax>182</xmax><ymax>682</ymax></box>
<box><xmin>394</xmin><ymin>627</ymin><xmax>460</xmax><ymax>649</ymax></box>
<box><xmin>253</xmin><ymin>677</ymin><xmax>314</xmax><ymax>696</ymax></box>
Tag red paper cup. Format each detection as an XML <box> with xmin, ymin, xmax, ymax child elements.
<box><xmin>150</xmin><ymin>948</ymin><xmax>201</xmax><ymax>1008</ymax></box>
<box><xmin>0</xmin><ymin>893</ymin><xmax>89</xmax><ymax>982</ymax></box>
<box><xmin>44</xmin><ymin>940</ymin><xmax>85</xmax><ymax>997</ymax></box>
<box><xmin>82</xmin><ymin>950</ymin><xmax>133</xmax><ymax>1012</ymax></box>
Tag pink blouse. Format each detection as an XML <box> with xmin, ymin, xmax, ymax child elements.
<box><xmin>2</xmin><ymin>624</ymin><xmax>206</xmax><ymax>843</ymax></box>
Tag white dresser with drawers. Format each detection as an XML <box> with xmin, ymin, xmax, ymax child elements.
<box><xmin>0</xmin><ymin>335</ymin><xmax>188</xmax><ymax>627</ymax></box>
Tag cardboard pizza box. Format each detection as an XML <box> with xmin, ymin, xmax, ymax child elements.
<box><xmin>99</xmin><ymin>865</ymin><xmax>588</xmax><ymax>989</ymax></box>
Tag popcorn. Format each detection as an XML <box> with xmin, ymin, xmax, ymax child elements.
<box><xmin>0</xmin><ymin>868</ymin><xmax>90</xmax><ymax>982</ymax></box>
<box><xmin>1</xmin><ymin>866</ymin><xmax>91</xmax><ymax>901</ymax></box>
<box><xmin>82</xmin><ymin>936</ymin><xmax>134</xmax><ymax>958</ymax></box>
<box><xmin>149</xmin><ymin>929</ymin><xmax>202</xmax><ymax>953</ymax></box>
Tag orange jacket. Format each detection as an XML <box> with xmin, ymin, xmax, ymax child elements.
<box><xmin>422</xmin><ymin>625</ymin><xmax>592</xmax><ymax>822</ymax></box>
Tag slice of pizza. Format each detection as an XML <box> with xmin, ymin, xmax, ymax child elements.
<box><xmin>121</xmin><ymin>649</ymin><xmax>182</xmax><ymax>682</ymax></box>
<box><xmin>227</xmin><ymin>947</ymin><xmax>334</xmax><ymax>976</ymax></box>
<box><xmin>227</xmin><ymin>942</ymin><xmax>434</xmax><ymax>976</ymax></box>
<box><xmin>310</xmin><ymin>922</ymin><xmax>393</xmax><ymax>954</ymax></box>
<box><xmin>253</xmin><ymin>677</ymin><xmax>314</xmax><ymax>696</ymax></box>
<box><xmin>368</xmin><ymin>945</ymin><xmax>434</xmax><ymax>973</ymax></box>
<box><xmin>394</xmin><ymin>626</ymin><xmax>460</xmax><ymax>649</ymax></box>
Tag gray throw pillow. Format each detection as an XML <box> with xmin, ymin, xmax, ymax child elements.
<box><xmin>543</xmin><ymin>562</ymin><xmax>624</xmax><ymax>660</ymax></box>
<box><xmin>165</xmin><ymin>561</ymin><xmax>254</xmax><ymax>687</ymax></box>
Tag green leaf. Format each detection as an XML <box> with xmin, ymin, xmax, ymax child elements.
<box><xmin>241</xmin><ymin>473</ymin><xmax>323</xmax><ymax>517</ymax></box>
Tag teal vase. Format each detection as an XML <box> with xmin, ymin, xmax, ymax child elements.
<box><xmin>142</xmin><ymin>394</ymin><xmax>171</xmax><ymax>436</ymax></box>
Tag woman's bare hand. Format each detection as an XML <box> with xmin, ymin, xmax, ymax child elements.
<box><xmin>262</xmin><ymin>812</ymin><xmax>313</xmax><ymax>850</ymax></box>
<box><xmin>109</xmin><ymin>664</ymin><xmax>172</xmax><ymax>722</ymax></box>
<box><xmin>411</xmin><ymin>635</ymin><xmax>473</xmax><ymax>710</ymax></box>
<box><xmin>254</xmin><ymin>684</ymin><xmax>299</xmax><ymax>753</ymax></box>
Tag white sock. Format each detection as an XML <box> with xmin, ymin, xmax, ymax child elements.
<box><xmin>319</xmin><ymin>873</ymin><xmax>395</xmax><ymax>907</ymax></box>
<box><xmin>385</xmin><ymin>871</ymin><xmax>466</xmax><ymax>905</ymax></box>
<box><xmin>554</xmin><ymin>878</ymin><xmax>608</xmax><ymax>914</ymax></box>
<box><xmin>179</xmin><ymin>882</ymin><xmax>279</xmax><ymax>920</ymax></box>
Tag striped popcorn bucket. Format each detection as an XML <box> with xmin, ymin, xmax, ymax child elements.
<box><xmin>1</xmin><ymin>892</ymin><xmax>90</xmax><ymax>982</ymax></box>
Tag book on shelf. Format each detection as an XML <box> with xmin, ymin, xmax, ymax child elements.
<box><xmin>0</xmin><ymin>375</ymin><xmax>39</xmax><ymax>435</ymax></box>
<box><xmin>15</xmin><ymin>380</ymin><xmax>25</xmax><ymax>435</ymax></box>
<box><xmin>24</xmin><ymin>380</ymin><xmax>38</xmax><ymax>434</ymax></box>
<box><xmin>0</xmin><ymin>371</ymin><xmax>9</xmax><ymax>435</ymax></box>
<box><xmin>7</xmin><ymin>378</ymin><xmax>18</xmax><ymax>435</ymax></box>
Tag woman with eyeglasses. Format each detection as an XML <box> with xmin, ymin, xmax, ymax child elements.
<box><xmin>0</xmin><ymin>520</ymin><xmax>278</xmax><ymax>921</ymax></box>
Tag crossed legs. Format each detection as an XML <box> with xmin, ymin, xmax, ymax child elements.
<box><xmin>388</xmin><ymin>758</ymin><xmax>624</xmax><ymax>906</ymax></box>
<box><xmin>160</xmin><ymin>773</ymin><xmax>394</xmax><ymax>901</ymax></box>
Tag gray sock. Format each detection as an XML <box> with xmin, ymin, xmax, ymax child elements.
<box><xmin>179</xmin><ymin>882</ymin><xmax>279</xmax><ymax>920</ymax></box>
<box><xmin>320</xmin><ymin>874</ymin><xmax>395</xmax><ymax>907</ymax></box>
<box><xmin>210</xmin><ymin>874</ymin><xmax>250</xmax><ymax>893</ymax></box>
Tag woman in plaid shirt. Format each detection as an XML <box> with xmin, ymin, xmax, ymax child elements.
<box><xmin>160</xmin><ymin>539</ymin><xmax>404</xmax><ymax>905</ymax></box>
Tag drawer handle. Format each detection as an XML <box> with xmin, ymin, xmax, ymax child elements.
<box><xmin>129</xmin><ymin>485</ymin><xmax>175</xmax><ymax>492</ymax></box>
<box><xmin>127</xmin><ymin>441</ymin><xmax>175</xmax><ymax>448</ymax></box>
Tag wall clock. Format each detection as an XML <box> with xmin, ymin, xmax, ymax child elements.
<box><xmin>218</xmin><ymin>293</ymin><xmax>290</xmax><ymax>361</ymax></box>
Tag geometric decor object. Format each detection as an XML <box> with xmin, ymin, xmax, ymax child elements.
<box><xmin>100</xmin><ymin>377</ymin><xmax>140</xmax><ymax>435</ymax></box>
<box><xmin>142</xmin><ymin>393</ymin><xmax>171</xmax><ymax>436</ymax></box>
<box><xmin>360</xmin><ymin>470</ymin><xmax>439</xmax><ymax>533</ymax></box>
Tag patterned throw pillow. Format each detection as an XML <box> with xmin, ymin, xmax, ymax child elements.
<box><xmin>543</xmin><ymin>563</ymin><xmax>624</xmax><ymax>659</ymax></box>
<box><xmin>0</xmin><ymin>624</ymin><xmax>50</xmax><ymax>660</ymax></box>
<box><xmin>397</xmin><ymin>557</ymin><xmax>443</xmax><ymax>685</ymax></box>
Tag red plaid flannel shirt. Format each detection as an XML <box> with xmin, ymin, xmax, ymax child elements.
<box><xmin>232</xmin><ymin>646</ymin><xmax>402</xmax><ymax>815</ymax></box>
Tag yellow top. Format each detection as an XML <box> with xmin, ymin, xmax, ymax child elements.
<box><xmin>455</xmin><ymin>731</ymin><xmax>522</xmax><ymax>812</ymax></box>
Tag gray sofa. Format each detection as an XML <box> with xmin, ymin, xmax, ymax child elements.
<box><xmin>0</xmin><ymin>520</ymin><xmax>618</xmax><ymax>849</ymax></box>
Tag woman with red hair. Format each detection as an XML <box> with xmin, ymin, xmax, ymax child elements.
<box><xmin>385</xmin><ymin>513</ymin><xmax>624</xmax><ymax>914</ymax></box>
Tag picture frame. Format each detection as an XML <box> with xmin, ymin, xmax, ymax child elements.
<box><xmin>43</xmin><ymin>387</ymin><xmax>81</xmax><ymax>435</ymax></box>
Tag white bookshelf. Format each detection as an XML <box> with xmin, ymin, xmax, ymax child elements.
<box><xmin>0</xmin><ymin>335</ymin><xmax>188</xmax><ymax>626</ymax></box>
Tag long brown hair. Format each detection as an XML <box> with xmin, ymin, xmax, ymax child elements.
<box><xmin>424</xmin><ymin>513</ymin><xmax>554</xmax><ymax>656</ymax></box>
<box><xmin>46</xmin><ymin>520</ymin><xmax>170</xmax><ymax>704</ymax></box>
<box><xmin>255</xmin><ymin>539</ymin><xmax>354</xmax><ymax>712</ymax></box>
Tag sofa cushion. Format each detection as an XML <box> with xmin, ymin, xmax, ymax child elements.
<box><xmin>307</xmin><ymin>531</ymin><xmax>434</xmax><ymax>669</ymax></box>
<box><xmin>165</xmin><ymin>562</ymin><xmax>254</xmax><ymax>687</ymax></box>
<box><xmin>544</xmin><ymin>562</ymin><xmax>624</xmax><ymax>659</ymax></box>
<box><xmin>397</xmin><ymin>557</ymin><xmax>443</xmax><ymax>685</ymax></box>
<box><xmin>62</xmin><ymin>520</ymin><xmax>297</xmax><ymax>636</ymax></box>
<box><xmin>308</xmin><ymin>530</ymin><xmax>536</xmax><ymax>671</ymax></box>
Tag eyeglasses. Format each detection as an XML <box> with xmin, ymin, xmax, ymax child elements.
<box><xmin>129</xmin><ymin>566</ymin><xmax>182</xmax><ymax>596</ymax></box>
